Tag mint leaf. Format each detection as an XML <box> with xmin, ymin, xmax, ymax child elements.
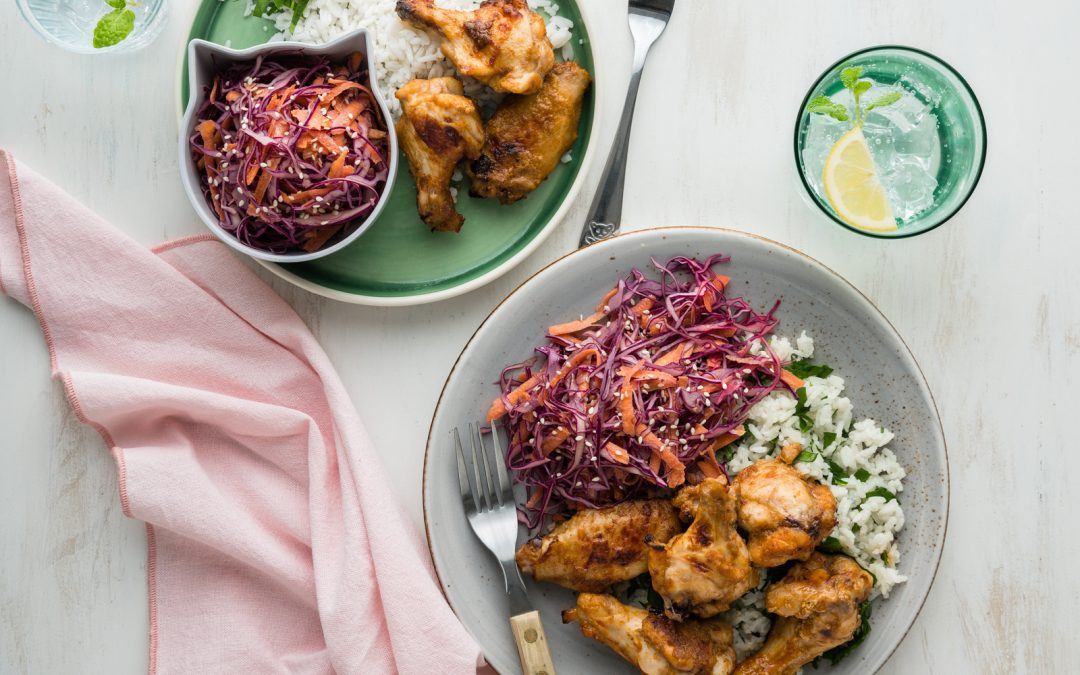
<box><xmin>854</xmin><ymin>468</ymin><xmax>871</xmax><ymax>481</ymax></box>
<box><xmin>806</xmin><ymin>95</ymin><xmax>849</xmax><ymax>122</ymax></box>
<box><xmin>104</xmin><ymin>0</ymin><xmax>125</xmax><ymax>8</ymax></box>
<box><xmin>865</xmin><ymin>91</ymin><xmax>903</xmax><ymax>112</ymax></box>
<box><xmin>93</xmin><ymin>8</ymin><xmax>135</xmax><ymax>48</ymax></box>
<box><xmin>795</xmin><ymin>450</ymin><xmax>817</xmax><ymax>463</ymax></box>
<box><xmin>818</xmin><ymin>536</ymin><xmax>844</xmax><ymax>554</ymax></box>
<box><xmin>794</xmin><ymin>387</ymin><xmax>813</xmax><ymax>432</ymax></box>
<box><xmin>825</xmin><ymin>457</ymin><xmax>848</xmax><ymax>485</ymax></box>
<box><xmin>787</xmin><ymin>358</ymin><xmax>833</xmax><ymax>379</ymax></box>
<box><xmin>822</xmin><ymin>431</ymin><xmax>837</xmax><ymax>448</ymax></box>
<box><xmin>840</xmin><ymin>66</ymin><xmax>863</xmax><ymax>90</ymax></box>
<box><xmin>862</xmin><ymin>486</ymin><xmax>899</xmax><ymax>504</ymax></box>
<box><xmin>854</xmin><ymin>80</ymin><xmax>872</xmax><ymax>96</ymax></box>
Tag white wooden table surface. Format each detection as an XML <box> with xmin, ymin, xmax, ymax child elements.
<box><xmin>2</xmin><ymin>0</ymin><xmax>1077</xmax><ymax>672</ymax></box>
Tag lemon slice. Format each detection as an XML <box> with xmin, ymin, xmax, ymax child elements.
<box><xmin>822</xmin><ymin>127</ymin><xmax>897</xmax><ymax>232</ymax></box>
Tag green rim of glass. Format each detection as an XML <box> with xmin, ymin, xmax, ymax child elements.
<box><xmin>793</xmin><ymin>44</ymin><xmax>988</xmax><ymax>239</ymax></box>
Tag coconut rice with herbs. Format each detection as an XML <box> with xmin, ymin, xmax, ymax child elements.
<box><xmin>260</xmin><ymin>0</ymin><xmax>578</xmax><ymax>117</ymax></box>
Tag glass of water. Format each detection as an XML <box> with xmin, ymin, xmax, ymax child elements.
<box><xmin>794</xmin><ymin>46</ymin><xmax>986</xmax><ymax>238</ymax></box>
<box><xmin>17</xmin><ymin>0</ymin><xmax>167</xmax><ymax>54</ymax></box>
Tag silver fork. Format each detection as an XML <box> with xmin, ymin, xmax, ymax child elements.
<box><xmin>455</xmin><ymin>422</ymin><xmax>556</xmax><ymax>675</ymax></box>
<box><xmin>578</xmin><ymin>0</ymin><xmax>675</xmax><ymax>247</ymax></box>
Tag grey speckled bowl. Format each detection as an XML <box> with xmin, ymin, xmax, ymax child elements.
<box><xmin>178</xmin><ymin>29</ymin><xmax>398</xmax><ymax>263</ymax></box>
<box><xmin>424</xmin><ymin>227</ymin><xmax>948</xmax><ymax>674</ymax></box>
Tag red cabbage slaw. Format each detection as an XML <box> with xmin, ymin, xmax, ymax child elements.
<box><xmin>189</xmin><ymin>52</ymin><xmax>389</xmax><ymax>253</ymax></box>
<box><xmin>488</xmin><ymin>255</ymin><xmax>802</xmax><ymax>530</ymax></box>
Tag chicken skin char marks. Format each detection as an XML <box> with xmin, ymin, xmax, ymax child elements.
<box><xmin>468</xmin><ymin>61</ymin><xmax>592</xmax><ymax>204</ymax></box>
<box><xmin>395</xmin><ymin>0</ymin><xmax>555</xmax><ymax>95</ymax></box>
<box><xmin>515</xmin><ymin>499</ymin><xmax>681</xmax><ymax>592</ymax></box>
<box><xmin>395</xmin><ymin>77</ymin><xmax>485</xmax><ymax>232</ymax></box>
<box><xmin>733</xmin><ymin>552</ymin><xmax>873</xmax><ymax>675</ymax></box>
<box><xmin>732</xmin><ymin>457</ymin><xmax>838</xmax><ymax>568</ymax></box>
<box><xmin>647</xmin><ymin>476</ymin><xmax>759</xmax><ymax>619</ymax></box>
<box><xmin>563</xmin><ymin>593</ymin><xmax>737</xmax><ymax>675</ymax></box>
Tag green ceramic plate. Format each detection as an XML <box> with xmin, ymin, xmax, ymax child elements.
<box><xmin>178</xmin><ymin>0</ymin><xmax>598</xmax><ymax>305</ymax></box>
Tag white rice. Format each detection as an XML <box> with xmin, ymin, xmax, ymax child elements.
<box><xmin>259</xmin><ymin>0</ymin><xmax>576</xmax><ymax>116</ymax></box>
<box><xmin>722</xmin><ymin>332</ymin><xmax>908</xmax><ymax>658</ymax></box>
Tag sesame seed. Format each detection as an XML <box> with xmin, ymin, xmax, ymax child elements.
<box><xmin>575</xmin><ymin>435</ymin><xmax>584</xmax><ymax>441</ymax></box>
<box><xmin>591</xmin><ymin>477</ymin><xmax>600</xmax><ymax>482</ymax></box>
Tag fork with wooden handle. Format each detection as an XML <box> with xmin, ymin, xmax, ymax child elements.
<box><xmin>455</xmin><ymin>422</ymin><xmax>556</xmax><ymax>675</ymax></box>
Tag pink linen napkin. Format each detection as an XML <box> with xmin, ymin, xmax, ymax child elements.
<box><xmin>0</xmin><ymin>150</ymin><xmax>483</xmax><ymax>674</ymax></box>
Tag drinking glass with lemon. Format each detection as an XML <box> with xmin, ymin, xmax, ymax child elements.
<box><xmin>795</xmin><ymin>46</ymin><xmax>986</xmax><ymax>238</ymax></box>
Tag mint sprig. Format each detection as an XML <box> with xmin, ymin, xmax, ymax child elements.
<box><xmin>252</xmin><ymin>0</ymin><xmax>312</xmax><ymax>31</ymax></box>
<box><xmin>807</xmin><ymin>65</ymin><xmax>904</xmax><ymax>127</ymax></box>
<box><xmin>93</xmin><ymin>0</ymin><xmax>136</xmax><ymax>48</ymax></box>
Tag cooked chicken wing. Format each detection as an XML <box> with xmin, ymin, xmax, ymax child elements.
<box><xmin>733</xmin><ymin>553</ymin><xmax>873</xmax><ymax>675</ymax></box>
<box><xmin>467</xmin><ymin>60</ymin><xmax>591</xmax><ymax>204</ymax></box>
<box><xmin>647</xmin><ymin>477</ymin><xmax>759</xmax><ymax>619</ymax></box>
<box><xmin>396</xmin><ymin>0</ymin><xmax>554</xmax><ymax>94</ymax></box>
<box><xmin>516</xmin><ymin>499</ymin><xmax>681</xmax><ymax>592</ymax></box>
<box><xmin>395</xmin><ymin>78</ymin><xmax>485</xmax><ymax>232</ymax></box>
<box><xmin>732</xmin><ymin>458</ymin><xmax>837</xmax><ymax>568</ymax></box>
<box><xmin>563</xmin><ymin>593</ymin><xmax>737</xmax><ymax>675</ymax></box>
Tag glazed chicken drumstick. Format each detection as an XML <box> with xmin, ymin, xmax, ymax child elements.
<box><xmin>734</xmin><ymin>552</ymin><xmax>873</xmax><ymax>675</ymax></box>
<box><xmin>515</xmin><ymin>499</ymin><xmax>681</xmax><ymax>592</ymax></box>
<box><xmin>395</xmin><ymin>77</ymin><xmax>485</xmax><ymax>232</ymax></box>
<box><xmin>395</xmin><ymin>0</ymin><xmax>554</xmax><ymax>94</ymax></box>
<box><xmin>563</xmin><ymin>593</ymin><xmax>737</xmax><ymax>675</ymax></box>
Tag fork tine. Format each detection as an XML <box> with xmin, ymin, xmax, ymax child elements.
<box><xmin>478</xmin><ymin>422</ymin><xmax>504</xmax><ymax>507</ymax></box>
<box><xmin>455</xmin><ymin>426</ymin><xmax>483</xmax><ymax>514</ymax></box>
<box><xmin>471</xmin><ymin>422</ymin><xmax>494</xmax><ymax>511</ymax></box>
<box><xmin>488</xmin><ymin>421</ymin><xmax>512</xmax><ymax>501</ymax></box>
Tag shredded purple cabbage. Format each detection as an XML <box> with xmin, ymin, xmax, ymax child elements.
<box><xmin>494</xmin><ymin>255</ymin><xmax>794</xmax><ymax>530</ymax></box>
<box><xmin>189</xmin><ymin>52</ymin><xmax>389</xmax><ymax>253</ymax></box>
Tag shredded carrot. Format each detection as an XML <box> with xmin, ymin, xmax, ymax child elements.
<box><xmin>619</xmin><ymin>363</ymin><xmax>644</xmax><ymax>434</ymax></box>
<box><xmin>328</xmin><ymin>150</ymin><xmax>352</xmax><ymax>179</ymax></box>
<box><xmin>525</xmin><ymin>489</ymin><xmax>545</xmax><ymax>509</ymax></box>
<box><xmin>653</xmin><ymin>342</ymin><xmax>688</xmax><ymax>367</ymax></box>
<box><xmin>602</xmin><ymin>442</ymin><xmax>630</xmax><ymax>465</ymax></box>
<box><xmin>631</xmin><ymin>298</ymin><xmax>654</xmax><ymax>316</ymax></box>
<box><xmin>330</xmin><ymin>100</ymin><xmax>363</xmax><ymax>129</ymax></box>
<box><xmin>301</xmin><ymin>224</ymin><xmax>343</xmax><ymax>253</ymax></box>
<box><xmin>595</xmin><ymin>286</ymin><xmax>619</xmax><ymax>313</ymax></box>
<box><xmin>542</xmin><ymin>349</ymin><xmax>600</xmax><ymax>397</ymax></box>
<box><xmin>541</xmin><ymin>427</ymin><xmax>571</xmax><ymax>455</ymax></box>
<box><xmin>780</xmin><ymin>370</ymin><xmax>805</xmax><ymax>390</ymax></box>
<box><xmin>548</xmin><ymin>312</ymin><xmax>606</xmax><ymax>336</ymax></box>
<box><xmin>486</xmin><ymin>374</ymin><xmax>541</xmax><ymax>422</ymax></box>
<box><xmin>697</xmin><ymin>456</ymin><xmax>723</xmax><ymax>478</ymax></box>
<box><xmin>282</xmin><ymin>186</ymin><xmax>335</xmax><ymax>205</ymax></box>
<box><xmin>708</xmin><ymin>424</ymin><xmax>747</xmax><ymax>453</ymax></box>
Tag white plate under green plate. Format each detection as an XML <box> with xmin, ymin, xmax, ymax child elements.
<box><xmin>178</xmin><ymin>0</ymin><xmax>600</xmax><ymax>306</ymax></box>
<box><xmin>424</xmin><ymin>227</ymin><xmax>949</xmax><ymax>673</ymax></box>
